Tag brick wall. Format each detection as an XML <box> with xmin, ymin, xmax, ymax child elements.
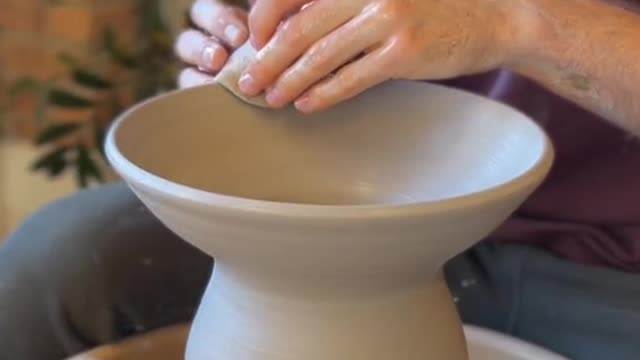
<box><xmin>0</xmin><ymin>0</ymin><xmax>150</xmax><ymax>238</ymax></box>
<box><xmin>1</xmin><ymin>0</ymin><xmax>143</xmax><ymax>138</ymax></box>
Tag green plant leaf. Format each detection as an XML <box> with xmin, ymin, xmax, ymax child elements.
<box><xmin>57</xmin><ymin>52</ymin><xmax>113</xmax><ymax>90</ymax></box>
<box><xmin>141</xmin><ymin>0</ymin><xmax>169</xmax><ymax>33</ymax></box>
<box><xmin>0</xmin><ymin>113</ymin><xmax>6</xmax><ymax>138</ymax></box>
<box><xmin>9</xmin><ymin>77</ymin><xmax>39</xmax><ymax>97</ymax></box>
<box><xmin>31</xmin><ymin>147</ymin><xmax>68</xmax><ymax>172</ymax></box>
<box><xmin>35</xmin><ymin>123</ymin><xmax>81</xmax><ymax>145</ymax></box>
<box><xmin>35</xmin><ymin>89</ymin><xmax>49</xmax><ymax>125</ymax></box>
<box><xmin>48</xmin><ymin>89</ymin><xmax>93</xmax><ymax>108</ymax></box>
<box><xmin>93</xmin><ymin>121</ymin><xmax>107</xmax><ymax>159</ymax></box>
<box><xmin>103</xmin><ymin>27</ymin><xmax>116</xmax><ymax>49</ymax></box>
<box><xmin>57</xmin><ymin>52</ymin><xmax>79</xmax><ymax>69</ymax></box>
<box><xmin>47</xmin><ymin>157</ymin><xmax>67</xmax><ymax>177</ymax></box>
<box><xmin>75</xmin><ymin>145</ymin><xmax>104</xmax><ymax>187</ymax></box>
<box><xmin>109</xmin><ymin>96</ymin><xmax>124</xmax><ymax>117</ymax></box>
<box><xmin>150</xmin><ymin>31</ymin><xmax>172</xmax><ymax>50</ymax></box>
<box><xmin>72</xmin><ymin>69</ymin><xmax>113</xmax><ymax>90</ymax></box>
<box><xmin>75</xmin><ymin>166</ymin><xmax>88</xmax><ymax>188</ymax></box>
<box><xmin>103</xmin><ymin>28</ymin><xmax>138</xmax><ymax>69</ymax></box>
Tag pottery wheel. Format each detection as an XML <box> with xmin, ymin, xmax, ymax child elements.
<box><xmin>67</xmin><ymin>324</ymin><xmax>569</xmax><ymax>360</ymax></box>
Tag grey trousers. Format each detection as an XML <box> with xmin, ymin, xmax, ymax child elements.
<box><xmin>0</xmin><ymin>183</ymin><xmax>639</xmax><ymax>360</ymax></box>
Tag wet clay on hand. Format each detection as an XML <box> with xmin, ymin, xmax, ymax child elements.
<box><xmin>214</xmin><ymin>41</ymin><xmax>270</xmax><ymax>108</ymax></box>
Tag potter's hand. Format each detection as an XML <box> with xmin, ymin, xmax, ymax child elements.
<box><xmin>239</xmin><ymin>0</ymin><xmax>523</xmax><ymax>112</ymax></box>
<box><xmin>175</xmin><ymin>0</ymin><xmax>255</xmax><ymax>88</ymax></box>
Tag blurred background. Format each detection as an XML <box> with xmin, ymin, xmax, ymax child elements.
<box><xmin>0</xmin><ymin>0</ymin><xmax>196</xmax><ymax>238</ymax></box>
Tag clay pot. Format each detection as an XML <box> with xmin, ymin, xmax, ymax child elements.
<box><xmin>105</xmin><ymin>81</ymin><xmax>554</xmax><ymax>360</ymax></box>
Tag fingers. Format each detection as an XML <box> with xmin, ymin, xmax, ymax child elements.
<box><xmin>240</xmin><ymin>0</ymin><xmax>361</xmax><ymax>97</ymax></box>
<box><xmin>175</xmin><ymin>30</ymin><xmax>229</xmax><ymax>73</ymax></box>
<box><xmin>248</xmin><ymin>0</ymin><xmax>309</xmax><ymax>49</ymax></box>
<box><xmin>264</xmin><ymin>9</ymin><xmax>389</xmax><ymax>108</ymax></box>
<box><xmin>178</xmin><ymin>68</ymin><xmax>216</xmax><ymax>89</ymax></box>
<box><xmin>190</xmin><ymin>0</ymin><xmax>249</xmax><ymax>47</ymax></box>
<box><xmin>294</xmin><ymin>42</ymin><xmax>397</xmax><ymax>113</ymax></box>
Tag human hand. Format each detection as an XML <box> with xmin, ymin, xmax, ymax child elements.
<box><xmin>240</xmin><ymin>0</ymin><xmax>529</xmax><ymax>112</ymax></box>
<box><xmin>175</xmin><ymin>0</ymin><xmax>255</xmax><ymax>88</ymax></box>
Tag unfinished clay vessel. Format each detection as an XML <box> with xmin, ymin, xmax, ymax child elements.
<box><xmin>68</xmin><ymin>323</ymin><xmax>570</xmax><ymax>360</ymax></box>
<box><xmin>105</xmin><ymin>80</ymin><xmax>554</xmax><ymax>360</ymax></box>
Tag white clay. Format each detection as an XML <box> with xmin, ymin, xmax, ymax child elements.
<box><xmin>105</xmin><ymin>80</ymin><xmax>555</xmax><ymax>360</ymax></box>
<box><xmin>214</xmin><ymin>41</ymin><xmax>270</xmax><ymax>107</ymax></box>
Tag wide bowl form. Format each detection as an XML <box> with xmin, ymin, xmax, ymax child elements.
<box><xmin>105</xmin><ymin>80</ymin><xmax>554</xmax><ymax>360</ymax></box>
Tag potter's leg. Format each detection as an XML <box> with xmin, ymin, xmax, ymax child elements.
<box><xmin>445</xmin><ymin>243</ymin><xmax>640</xmax><ymax>360</ymax></box>
<box><xmin>0</xmin><ymin>183</ymin><xmax>212</xmax><ymax>360</ymax></box>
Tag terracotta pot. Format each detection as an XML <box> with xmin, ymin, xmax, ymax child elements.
<box><xmin>105</xmin><ymin>81</ymin><xmax>554</xmax><ymax>360</ymax></box>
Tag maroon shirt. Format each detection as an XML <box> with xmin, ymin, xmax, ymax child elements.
<box><xmin>444</xmin><ymin>71</ymin><xmax>640</xmax><ymax>272</ymax></box>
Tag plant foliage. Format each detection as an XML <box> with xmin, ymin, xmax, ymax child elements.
<box><xmin>3</xmin><ymin>0</ymin><xmax>179</xmax><ymax>188</ymax></box>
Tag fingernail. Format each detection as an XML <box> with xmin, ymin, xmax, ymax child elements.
<box><xmin>249</xmin><ymin>34</ymin><xmax>262</xmax><ymax>50</ymax></box>
<box><xmin>266</xmin><ymin>88</ymin><xmax>285</xmax><ymax>107</ymax></box>
<box><xmin>224</xmin><ymin>24</ymin><xmax>242</xmax><ymax>46</ymax></box>
<box><xmin>295</xmin><ymin>94</ymin><xmax>314</xmax><ymax>113</ymax></box>
<box><xmin>199</xmin><ymin>44</ymin><xmax>220</xmax><ymax>71</ymax></box>
<box><xmin>238</xmin><ymin>73</ymin><xmax>257</xmax><ymax>95</ymax></box>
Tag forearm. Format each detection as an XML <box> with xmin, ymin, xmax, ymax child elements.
<box><xmin>508</xmin><ymin>0</ymin><xmax>640</xmax><ymax>134</ymax></box>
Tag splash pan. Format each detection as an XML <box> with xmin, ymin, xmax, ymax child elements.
<box><xmin>69</xmin><ymin>324</ymin><xmax>570</xmax><ymax>360</ymax></box>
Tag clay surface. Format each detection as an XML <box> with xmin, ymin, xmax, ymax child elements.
<box><xmin>214</xmin><ymin>41</ymin><xmax>270</xmax><ymax>107</ymax></box>
<box><xmin>68</xmin><ymin>324</ymin><xmax>569</xmax><ymax>360</ymax></box>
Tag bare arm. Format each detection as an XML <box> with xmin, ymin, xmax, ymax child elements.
<box><xmin>510</xmin><ymin>0</ymin><xmax>640</xmax><ymax>133</ymax></box>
